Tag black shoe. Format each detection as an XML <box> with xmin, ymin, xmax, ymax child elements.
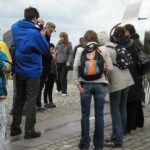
<box><xmin>78</xmin><ymin>144</ymin><xmax>89</xmax><ymax>150</ymax></box>
<box><xmin>79</xmin><ymin>147</ymin><xmax>89</xmax><ymax>150</ymax></box>
<box><xmin>45</xmin><ymin>103</ymin><xmax>56</xmax><ymax>108</ymax></box>
<box><xmin>10</xmin><ymin>128</ymin><xmax>22</xmax><ymax>136</ymax></box>
<box><xmin>112</xmin><ymin>144</ymin><xmax>122</xmax><ymax>148</ymax></box>
<box><xmin>24</xmin><ymin>131</ymin><xmax>41</xmax><ymax>139</ymax></box>
<box><xmin>95</xmin><ymin>147</ymin><xmax>102</xmax><ymax>150</ymax></box>
<box><xmin>37</xmin><ymin>107</ymin><xmax>47</xmax><ymax>111</ymax></box>
<box><xmin>51</xmin><ymin>103</ymin><xmax>56</xmax><ymax>107</ymax></box>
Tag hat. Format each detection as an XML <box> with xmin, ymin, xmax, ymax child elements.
<box><xmin>46</xmin><ymin>22</ymin><xmax>56</xmax><ymax>32</ymax></box>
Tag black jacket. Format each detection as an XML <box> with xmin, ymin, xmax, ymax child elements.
<box><xmin>115</xmin><ymin>36</ymin><xmax>143</xmax><ymax>101</ymax></box>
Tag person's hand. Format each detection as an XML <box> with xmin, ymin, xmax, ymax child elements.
<box><xmin>66</xmin><ymin>62</ymin><xmax>70</xmax><ymax>66</ymax></box>
<box><xmin>78</xmin><ymin>86</ymin><xmax>86</xmax><ymax>94</ymax></box>
<box><xmin>45</xmin><ymin>76</ymin><xmax>48</xmax><ymax>81</ymax></box>
<box><xmin>40</xmin><ymin>28</ymin><xmax>47</xmax><ymax>36</ymax></box>
<box><xmin>37</xmin><ymin>19</ymin><xmax>44</xmax><ymax>26</ymax></box>
<box><xmin>52</xmin><ymin>54</ymin><xmax>56</xmax><ymax>60</ymax></box>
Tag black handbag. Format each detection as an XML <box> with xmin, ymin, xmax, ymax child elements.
<box><xmin>138</xmin><ymin>50</ymin><xmax>150</xmax><ymax>65</ymax></box>
<box><xmin>135</xmin><ymin>44</ymin><xmax>150</xmax><ymax>75</ymax></box>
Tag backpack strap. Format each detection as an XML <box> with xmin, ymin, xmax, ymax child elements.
<box><xmin>106</xmin><ymin>45</ymin><xmax>115</xmax><ymax>49</ymax></box>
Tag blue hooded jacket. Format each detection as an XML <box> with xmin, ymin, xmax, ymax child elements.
<box><xmin>11</xmin><ymin>20</ymin><xmax>49</xmax><ymax>78</ymax></box>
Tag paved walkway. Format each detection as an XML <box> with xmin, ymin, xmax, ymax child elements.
<box><xmin>3</xmin><ymin>74</ymin><xmax>150</xmax><ymax>150</ymax></box>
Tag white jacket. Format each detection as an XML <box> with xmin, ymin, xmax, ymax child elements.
<box><xmin>73</xmin><ymin>42</ymin><xmax>113</xmax><ymax>86</ymax></box>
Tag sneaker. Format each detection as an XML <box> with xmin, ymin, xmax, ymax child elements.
<box><xmin>104</xmin><ymin>137</ymin><xmax>111</xmax><ymax>142</ymax></box>
<box><xmin>55</xmin><ymin>90</ymin><xmax>61</xmax><ymax>94</ymax></box>
<box><xmin>10</xmin><ymin>127</ymin><xmax>22</xmax><ymax>136</ymax></box>
<box><xmin>37</xmin><ymin>107</ymin><xmax>47</xmax><ymax>112</ymax></box>
<box><xmin>24</xmin><ymin>131</ymin><xmax>41</xmax><ymax>139</ymax></box>
<box><xmin>104</xmin><ymin>141</ymin><xmax>122</xmax><ymax>148</ymax></box>
<box><xmin>45</xmin><ymin>103</ymin><xmax>56</xmax><ymax>108</ymax></box>
<box><xmin>104</xmin><ymin>142</ymin><xmax>114</xmax><ymax>147</ymax></box>
<box><xmin>62</xmin><ymin>93</ymin><xmax>67</xmax><ymax>96</ymax></box>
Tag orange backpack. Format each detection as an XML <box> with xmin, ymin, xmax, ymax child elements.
<box><xmin>79</xmin><ymin>44</ymin><xmax>106</xmax><ymax>81</ymax></box>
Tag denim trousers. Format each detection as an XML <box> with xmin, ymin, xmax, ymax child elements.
<box><xmin>109</xmin><ymin>87</ymin><xmax>129</xmax><ymax>144</ymax></box>
<box><xmin>80</xmin><ymin>83</ymin><xmax>105</xmax><ymax>149</ymax></box>
<box><xmin>11</xmin><ymin>76</ymin><xmax>40</xmax><ymax>134</ymax></box>
<box><xmin>0</xmin><ymin>100</ymin><xmax>6</xmax><ymax>150</ymax></box>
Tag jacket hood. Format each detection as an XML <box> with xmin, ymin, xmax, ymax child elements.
<box><xmin>97</xmin><ymin>30</ymin><xmax>109</xmax><ymax>45</ymax></box>
<box><xmin>84</xmin><ymin>41</ymin><xmax>99</xmax><ymax>49</ymax></box>
<box><xmin>115</xmin><ymin>36</ymin><xmax>133</xmax><ymax>48</ymax></box>
<box><xmin>12</xmin><ymin>20</ymin><xmax>41</xmax><ymax>31</ymax></box>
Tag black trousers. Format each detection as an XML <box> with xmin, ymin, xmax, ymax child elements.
<box><xmin>44</xmin><ymin>75</ymin><xmax>55</xmax><ymax>104</ymax></box>
<box><xmin>126</xmin><ymin>99</ymin><xmax>144</xmax><ymax>133</ymax></box>
<box><xmin>56</xmin><ymin>63</ymin><xmax>68</xmax><ymax>94</ymax></box>
<box><xmin>36</xmin><ymin>77</ymin><xmax>45</xmax><ymax>108</ymax></box>
<box><xmin>11</xmin><ymin>75</ymin><xmax>40</xmax><ymax>134</ymax></box>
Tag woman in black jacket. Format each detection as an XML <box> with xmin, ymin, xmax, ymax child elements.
<box><xmin>113</xmin><ymin>26</ymin><xmax>144</xmax><ymax>134</ymax></box>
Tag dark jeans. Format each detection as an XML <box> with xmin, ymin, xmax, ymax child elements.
<box><xmin>44</xmin><ymin>75</ymin><xmax>55</xmax><ymax>104</ymax></box>
<box><xmin>80</xmin><ymin>83</ymin><xmax>105</xmax><ymax>149</ymax></box>
<box><xmin>36</xmin><ymin>77</ymin><xmax>45</xmax><ymax>108</ymax></box>
<box><xmin>11</xmin><ymin>75</ymin><xmax>40</xmax><ymax>134</ymax></box>
<box><xmin>12</xmin><ymin>74</ymin><xmax>17</xmax><ymax>106</ymax></box>
<box><xmin>11</xmin><ymin>74</ymin><xmax>26</xmax><ymax>112</ymax></box>
<box><xmin>109</xmin><ymin>87</ymin><xmax>129</xmax><ymax>144</ymax></box>
<box><xmin>56</xmin><ymin>63</ymin><xmax>68</xmax><ymax>94</ymax></box>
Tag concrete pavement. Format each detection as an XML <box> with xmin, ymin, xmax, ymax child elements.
<box><xmin>3</xmin><ymin>73</ymin><xmax>150</xmax><ymax>150</ymax></box>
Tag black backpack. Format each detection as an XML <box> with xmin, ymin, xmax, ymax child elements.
<box><xmin>107</xmin><ymin>45</ymin><xmax>133</xmax><ymax>69</ymax></box>
<box><xmin>79</xmin><ymin>44</ymin><xmax>106</xmax><ymax>81</ymax></box>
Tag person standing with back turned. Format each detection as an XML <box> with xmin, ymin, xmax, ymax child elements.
<box><xmin>10</xmin><ymin>7</ymin><xmax>49</xmax><ymax>139</ymax></box>
<box><xmin>74</xmin><ymin>30</ymin><xmax>113</xmax><ymax>150</ymax></box>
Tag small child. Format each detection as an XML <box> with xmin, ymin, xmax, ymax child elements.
<box><xmin>0</xmin><ymin>51</ymin><xmax>11</xmax><ymax>150</ymax></box>
<box><xmin>44</xmin><ymin>43</ymin><xmax>57</xmax><ymax>108</ymax></box>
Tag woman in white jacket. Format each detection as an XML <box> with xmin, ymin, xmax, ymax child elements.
<box><xmin>73</xmin><ymin>30</ymin><xmax>113</xmax><ymax>150</ymax></box>
<box><xmin>97</xmin><ymin>30</ymin><xmax>134</xmax><ymax>148</ymax></box>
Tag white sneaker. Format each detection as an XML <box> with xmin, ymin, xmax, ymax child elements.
<box><xmin>62</xmin><ymin>93</ymin><xmax>67</xmax><ymax>96</ymax></box>
<box><xmin>55</xmin><ymin>90</ymin><xmax>61</xmax><ymax>94</ymax></box>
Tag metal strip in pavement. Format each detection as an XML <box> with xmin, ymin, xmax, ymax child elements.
<box><xmin>4</xmin><ymin>111</ymin><xmax>110</xmax><ymax>145</ymax></box>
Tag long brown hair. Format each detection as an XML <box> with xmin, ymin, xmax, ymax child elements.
<box><xmin>113</xmin><ymin>26</ymin><xmax>125</xmax><ymax>40</ymax></box>
<box><xmin>59</xmin><ymin>32</ymin><xmax>69</xmax><ymax>45</ymax></box>
<box><xmin>84</xmin><ymin>30</ymin><xmax>99</xmax><ymax>44</ymax></box>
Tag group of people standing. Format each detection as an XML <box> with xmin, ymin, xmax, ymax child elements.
<box><xmin>0</xmin><ymin>5</ymin><xmax>148</xmax><ymax>150</ymax></box>
<box><xmin>74</xmin><ymin>25</ymin><xmax>146</xmax><ymax>150</ymax></box>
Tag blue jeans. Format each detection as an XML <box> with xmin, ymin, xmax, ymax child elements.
<box><xmin>80</xmin><ymin>83</ymin><xmax>105</xmax><ymax>149</ymax></box>
<box><xmin>109</xmin><ymin>87</ymin><xmax>129</xmax><ymax>144</ymax></box>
